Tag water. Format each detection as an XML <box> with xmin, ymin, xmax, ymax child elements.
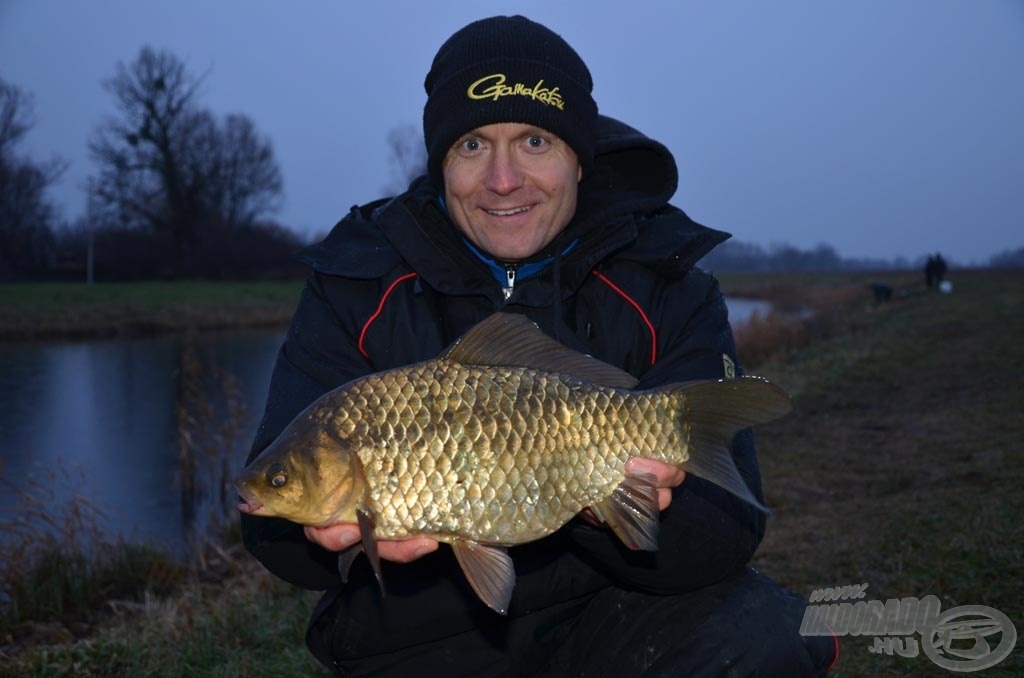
<box><xmin>0</xmin><ymin>299</ymin><xmax>770</xmax><ymax>553</ymax></box>
<box><xmin>726</xmin><ymin>298</ymin><xmax>772</xmax><ymax>325</ymax></box>
<box><xmin>0</xmin><ymin>330</ymin><xmax>285</xmax><ymax>553</ymax></box>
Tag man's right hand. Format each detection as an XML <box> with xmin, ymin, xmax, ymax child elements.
<box><xmin>304</xmin><ymin>523</ymin><xmax>440</xmax><ymax>563</ymax></box>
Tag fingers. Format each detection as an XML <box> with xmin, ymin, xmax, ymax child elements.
<box><xmin>626</xmin><ymin>457</ymin><xmax>686</xmax><ymax>488</ymax></box>
<box><xmin>626</xmin><ymin>457</ymin><xmax>686</xmax><ymax>511</ymax></box>
<box><xmin>305</xmin><ymin>523</ymin><xmax>361</xmax><ymax>552</ymax></box>
<box><xmin>303</xmin><ymin>523</ymin><xmax>439</xmax><ymax>563</ymax></box>
<box><xmin>377</xmin><ymin>537</ymin><xmax>439</xmax><ymax>563</ymax></box>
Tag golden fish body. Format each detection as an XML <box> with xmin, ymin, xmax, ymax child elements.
<box><xmin>237</xmin><ymin>313</ymin><xmax>790</xmax><ymax>613</ymax></box>
<box><xmin>324</xmin><ymin>362</ymin><xmax>680</xmax><ymax>543</ymax></box>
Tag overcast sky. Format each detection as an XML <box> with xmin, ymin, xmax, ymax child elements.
<box><xmin>2</xmin><ymin>0</ymin><xmax>1021</xmax><ymax>264</ymax></box>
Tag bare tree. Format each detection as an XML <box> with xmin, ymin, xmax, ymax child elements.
<box><xmin>88</xmin><ymin>47</ymin><xmax>283</xmax><ymax>276</ymax></box>
<box><xmin>0</xmin><ymin>78</ymin><xmax>65</xmax><ymax>279</ymax></box>
<box><xmin>194</xmin><ymin>112</ymin><xmax>283</xmax><ymax>227</ymax></box>
<box><xmin>0</xmin><ymin>78</ymin><xmax>33</xmax><ymax>157</ymax></box>
<box><xmin>384</xmin><ymin>123</ymin><xmax>427</xmax><ymax>194</ymax></box>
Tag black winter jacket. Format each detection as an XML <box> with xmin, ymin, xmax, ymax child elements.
<box><xmin>241</xmin><ymin>116</ymin><xmax>767</xmax><ymax>660</ymax></box>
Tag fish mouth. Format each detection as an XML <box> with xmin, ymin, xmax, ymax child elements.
<box><xmin>235</xmin><ymin>490</ymin><xmax>265</xmax><ymax>515</ymax></box>
<box><xmin>236</xmin><ymin>499</ymin><xmax>266</xmax><ymax>516</ymax></box>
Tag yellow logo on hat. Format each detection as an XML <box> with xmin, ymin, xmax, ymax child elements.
<box><xmin>467</xmin><ymin>74</ymin><xmax>565</xmax><ymax>110</ymax></box>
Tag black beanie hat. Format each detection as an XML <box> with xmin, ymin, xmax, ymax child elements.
<box><xmin>423</xmin><ymin>15</ymin><xmax>598</xmax><ymax>189</ymax></box>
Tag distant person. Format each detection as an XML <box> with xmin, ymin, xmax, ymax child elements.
<box><xmin>240</xmin><ymin>15</ymin><xmax>836</xmax><ymax>676</ymax></box>
<box><xmin>924</xmin><ymin>255</ymin><xmax>937</xmax><ymax>288</ymax></box>
<box><xmin>934</xmin><ymin>253</ymin><xmax>948</xmax><ymax>285</ymax></box>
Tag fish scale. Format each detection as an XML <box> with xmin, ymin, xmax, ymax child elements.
<box><xmin>331</xmin><ymin>362</ymin><xmax>680</xmax><ymax>543</ymax></box>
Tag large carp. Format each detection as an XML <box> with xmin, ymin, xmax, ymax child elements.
<box><xmin>236</xmin><ymin>312</ymin><xmax>790</xmax><ymax>613</ymax></box>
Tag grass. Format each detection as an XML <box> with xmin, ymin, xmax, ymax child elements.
<box><xmin>4</xmin><ymin>547</ymin><xmax>323</xmax><ymax>677</ymax></box>
<box><xmin>0</xmin><ymin>467</ymin><xmax>183</xmax><ymax>636</ymax></box>
<box><xmin>720</xmin><ymin>269</ymin><xmax>922</xmax><ymax>368</ymax></box>
<box><xmin>2</xmin><ymin>269</ymin><xmax>1021</xmax><ymax>675</ymax></box>
<box><xmin>747</xmin><ymin>268</ymin><xmax>1023</xmax><ymax>676</ymax></box>
<box><xmin>0</xmin><ymin>281</ymin><xmax>302</xmax><ymax>340</ymax></box>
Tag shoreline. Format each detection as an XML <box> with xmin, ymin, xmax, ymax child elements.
<box><xmin>0</xmin><ymin>280</ymin><xmax>302</xmax><ymax>341</ymax></box>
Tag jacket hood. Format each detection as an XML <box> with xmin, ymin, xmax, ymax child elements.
<box><xmin>573</xmin><ymin>114</ymin><xmax>678</xmax><ymax>228</ymax></box>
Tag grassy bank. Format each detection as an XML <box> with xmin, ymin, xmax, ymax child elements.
<box><xmin>0</xmin><ymin>282</ymin><xmax>302</xmax><ymax>340</ymax></box>
<box><xmin>750</xmin><ymin>268</ymin><xmax>1023</xmax><ymax>676</ymax></box>
<box><xmin>2</xmin><ymin>269</ymin><xmax>1020</xmax><ymax>675</ymax></box>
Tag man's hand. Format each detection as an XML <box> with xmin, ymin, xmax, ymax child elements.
<box><xmin>625</xmin><ymin>457</ymin><xmax>686</xmax><ymax>511</ymax></box>
<box><xmin>304</xmin><ymin>523</ymin><xmax>439</xmax><ymax>563</ymax></box>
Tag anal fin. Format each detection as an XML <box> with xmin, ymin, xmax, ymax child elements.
<box><xmin>591</xmin><ymin>470</ymin><xmax>660</xmax><ymax>551</ymax></box>
<box><xmin>451</xmin><ymin>540</ymin><xmax>515</xmax><ymax>615</ymax></box>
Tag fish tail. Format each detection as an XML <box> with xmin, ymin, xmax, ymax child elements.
<box><xmin>672</xmin><ymin>377</ymin><xmax>792</xmax><ymax>512</ymax></box>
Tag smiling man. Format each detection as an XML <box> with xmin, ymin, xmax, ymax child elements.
<box><xmin>241</xmin><ymin>15</ymin><xmax>837</xmax><ymax>677</ymax></box>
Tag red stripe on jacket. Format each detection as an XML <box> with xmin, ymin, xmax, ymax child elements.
<box><xmin>591</xmin><ymin>270</ymin><xmax>657</xmax><ymax>366</ymax></box>
<box><xmin>358</xmin><ymin>272</ymin><xmax>418</xmax><ymax>359</ymax></box>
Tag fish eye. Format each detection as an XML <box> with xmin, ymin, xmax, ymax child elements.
<box><xmin>267</xmin><ymin>463</ymin><xmax>288</xmax><ymax>488</ymax></box>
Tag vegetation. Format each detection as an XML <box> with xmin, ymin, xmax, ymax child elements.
<box><xmin>1</xmin><ymin>269</ymin><xmax>1020</xmax><ymax>676</ymax></box>
<box><xmin>0</xmin><ymin>77</ymin><xmax>66</xmax><ymax>278</ymax></box>
<box><xmin>2</xmin><ymin>48</ymin><xmax>305</xmax><ymax>283</ymax></box>
<box><xmin>748</xmin><ymin>268</ymin><xmax>1023</xmax><ymax>676</ymax></box>
<box><xmin>86</xmin><ymin>46</ymin><xmax>293</xmax><ymax>280</ymax></box>
<box><xmin>0</xmin><ymin>281</ymin><xmax>301</xmax><ymax>340</ymax></box>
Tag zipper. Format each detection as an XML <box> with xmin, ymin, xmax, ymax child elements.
<box><xmin>503</xmin><ymin>264</ymin><xmax>517</xmax><ymax>300</ymax></box>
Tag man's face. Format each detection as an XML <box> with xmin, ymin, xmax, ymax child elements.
<box><xmin>442</xmin><ymin>122</ymin><xmax>581</xmax><ymax>262</ymax></box>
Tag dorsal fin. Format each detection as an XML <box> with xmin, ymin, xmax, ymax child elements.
<box><xmin>443</xmin><ymin>313</ymin><xmax>639</xmax><ymax>389</ymax></box>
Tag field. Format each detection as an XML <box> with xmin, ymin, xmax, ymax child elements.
<box><xmin>0</xmin><ymin>281</ymin><xmax>302</xmax><ymax>340</ymax></box>
<box><xmin>1</xmin><ymin>269</ymin><xmax>1021</xmax><ymax>676</ymax></box>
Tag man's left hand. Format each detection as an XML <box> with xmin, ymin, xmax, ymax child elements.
<box><xmin>625</xmin><ymin>457</ymin><xmax>686</xmax><ymax>511</ymax></box>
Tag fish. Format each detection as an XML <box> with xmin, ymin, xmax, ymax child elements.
<box><xmin>236</xmin><ymin>312</ymin><xmax>791</xmax><ymax>614</ymax></box>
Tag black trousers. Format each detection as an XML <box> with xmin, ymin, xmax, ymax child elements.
<box><xmin>314</xmin><ymin>568</ymin><xmax>837</xmax><ymax>677</ymax></box>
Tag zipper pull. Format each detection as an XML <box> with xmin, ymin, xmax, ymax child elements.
<box><xmin>503</xmin><ymin>264</ymin><xmax>517</xmax><ymax>300</ymax></box>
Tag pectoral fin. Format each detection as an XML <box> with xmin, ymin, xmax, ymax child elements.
<box><xmin>590</xmin><ymin>470</ymin><xmax>660</xmax><ymax>551</ymax></box>
<box><xmin>357</xmin><ymin>509</ymin><xmax>386</xmax><ymax>596</ymax></box>
<box><xmin>336</xmin><ymin>543</ymin><xmax>363</xmax><ymax>583</ymax></box>
<box><xmin>451</xmin><ymin>540</ymin><xmax>515</xmax><ymax>615</ymax></box>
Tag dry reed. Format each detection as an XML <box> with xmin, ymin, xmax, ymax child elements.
<box><xmin>733</xmin><ymin>280</ymin><xmax>869</xmax><ymax>368</ymax></box>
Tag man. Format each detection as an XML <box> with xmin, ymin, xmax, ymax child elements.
<box><xmin>242</xmin><ymin>15</ymin><xmax>837</xmax><ymax>676</ymax></box>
